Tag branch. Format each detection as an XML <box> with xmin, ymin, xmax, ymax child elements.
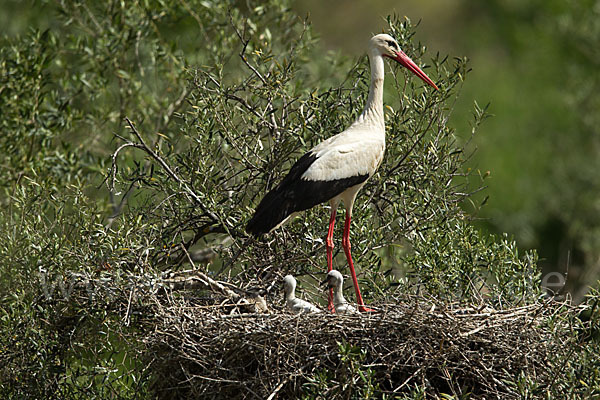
<box><xmin>230</xmin><ymin>15</ymin><xmax>267</xmax><ymax>85</ymax></box>
<box><xmin>123</xmin><ymin>117</ymin><xmax>220</xmax><ymax>223</ymax></box>
<box><xmin>109</xmin><ymin>142</ymin><xmax>144</xmax><ymax>192</ymax></box>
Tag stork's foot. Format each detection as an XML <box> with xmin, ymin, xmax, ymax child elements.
<box><xmin>358</xmin><ymin>305</ymin><xmax>376</xmax><ymax>313</ymax></box>
<box><xmin>328</xmin><ymin>302</ymin><xmax>336</xmax><ymax>313</ymax></box>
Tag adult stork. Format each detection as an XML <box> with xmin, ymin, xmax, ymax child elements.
<box><xmin>246</xmin><ymin>34</ymin><xmax>438</xmax><ymax>312</ymax></box>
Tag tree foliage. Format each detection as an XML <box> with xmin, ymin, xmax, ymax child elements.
<box><xmin>1</xmin><ymin>0</ymin><xmax>598</xmax><ymax>398</ymax></box>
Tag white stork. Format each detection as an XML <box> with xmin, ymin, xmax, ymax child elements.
<box><xmin>247</xmin><ymin>34</ymin><xmax>438</xmax><ymax>312</ymax></box>
<box><xmin>282</xmin><ymin>275</ymin><xmax>321</xmax><ymax>314</ymax></box>
<box><xmin>323</xmin><ymin>270</ymin><xmax>358</xmax><ymax>314</ymax></box>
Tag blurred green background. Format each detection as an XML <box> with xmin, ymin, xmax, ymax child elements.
<box><xmin>2</xmin><ymin>0</ymin><xmax>599</xmax><ymax>300</ymax></box>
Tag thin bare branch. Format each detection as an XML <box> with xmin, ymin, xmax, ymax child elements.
<box><xmin>124</xmin><ymin>117</ymin><xmax>220</xmax><ymax>224</ymax></box>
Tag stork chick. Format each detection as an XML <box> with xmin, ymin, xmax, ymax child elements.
<box><xmin>282</xmin><ymin>275</ymin><xmax>321</xmax><ymax>314</ymax></box>
<box><xmin>323</xmin><ymin>270</ymin><xmax>358</xmax><ymax>314</ymax></box>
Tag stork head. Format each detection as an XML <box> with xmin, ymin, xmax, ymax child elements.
<box><xmin>369</xmin><ymin>33</ymin><xmax>438</xmax><ymax>90</ymax></box>
<box><xmin>322</xmin><ymin>270</ymin><xmax>344</xmax><ymax>289</ymax></box>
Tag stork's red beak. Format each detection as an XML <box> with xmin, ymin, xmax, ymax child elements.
<box><xmin>388</xmin><ymin>50</ymin><xmax>439</xmax><ymax>90</ymax></box>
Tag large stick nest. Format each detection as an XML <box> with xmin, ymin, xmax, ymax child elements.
<box><xmin>143</xmin><ymin>273</ymin><xmax>574</xmax><ymax>399</ymax></box>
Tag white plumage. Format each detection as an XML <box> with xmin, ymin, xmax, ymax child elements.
<box><xmin>324</xmin><ymin>270</ymin><xmax>358</xmax><ymax>314</ymax></box>
<box><xmin>247</xmin><ymin>34</ymin><xmax>438</xmax><ymax>313</ymax></box>
<box><xmin>301</xmin><ymin>133</ymin><xmax>386</xmax><ymax>182</ymax></box>
<box><xmin>282</xmin><ymin>275</ymin><xmax>321</xmax><ymax>314</ymax></box>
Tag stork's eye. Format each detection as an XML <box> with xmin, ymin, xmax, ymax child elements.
<box><xmin>386</xmin><ymin>40</ymin><xmax>398</xmax><ymax>50</ymax></box>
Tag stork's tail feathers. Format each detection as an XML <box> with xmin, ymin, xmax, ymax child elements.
<box><xmin>246</xmin><ymin>189</ymin><xmax>295</xmax><ymax>236</ymax></box>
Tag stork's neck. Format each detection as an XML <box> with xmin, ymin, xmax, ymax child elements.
<box><xmin>333</xmin><ymin>285</ymin><xmax>347</xmax><ymax>306</ymax></box>
<box><xmin>284</xmin><ymin>287</ymin><xmax>295</xmax><ymax>302</ymax></box>
<box><xmin>354</xmin><ymin>52</ymin><xmax>385</xmax><ymax>130</ymax></box>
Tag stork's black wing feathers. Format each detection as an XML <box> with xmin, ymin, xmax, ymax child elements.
<box><xmin>246</xmin><ymin>152</ymin><xmax>368</xmax><ymax>236</ymax></box>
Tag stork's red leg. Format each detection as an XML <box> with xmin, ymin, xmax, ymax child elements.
<box><xmin>342</xmin><ymin>211</ymin><xmax>374</xmax><ymax>312</ymax></box>
<box><xmin>326</xmin><ymin>204</ymin><xmax>337</xmax><ymax>312</ymax></box>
